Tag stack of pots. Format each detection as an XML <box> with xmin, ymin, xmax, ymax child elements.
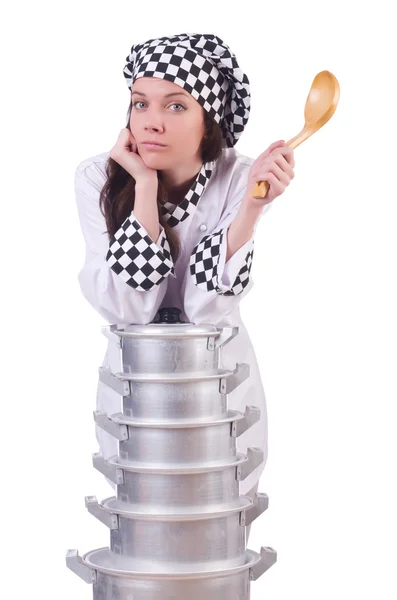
<box><xmin>66</xmin><ymin>307</ymin><xmax>277</xmax><ymax>599</ymax></box>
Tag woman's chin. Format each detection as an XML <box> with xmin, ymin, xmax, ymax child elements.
<box><xmin>141</xmin><ymin>154</ymin><xmax>169</xmax><ymax>166</ymax></box>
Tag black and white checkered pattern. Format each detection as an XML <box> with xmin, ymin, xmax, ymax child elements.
<box><xmin>106</xmin><ymin>159</ymin><xmax>254</xmax><ymax>293</ymax></box>
<box><xmin>123</xmin><ymin>33</ymin><xmax>251</xmax><ymax>148</ymax></box>
<box><xmin>105</xmin><ymin>162</ymin><xmax>216</xmax><ymax>292</ymax></box>
<box><xmin>106</xmin><ymin>213</ymin><xmax>175</xmax><ymax>291</ymax></box>
<box><xmin>160</xmin><ymin>163</ymin><xmax>214</xmax><ymax>227</ymax></box>
<box><xmin>189</xmin><ymin>229</ymin><xmax>254</xmax><ymax>296</ymax></box>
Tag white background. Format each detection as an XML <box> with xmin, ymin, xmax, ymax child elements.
<box><xmin>1</xmin><ymin>1</ymin><xmax>396</xmax><ymax>599</ymax></box>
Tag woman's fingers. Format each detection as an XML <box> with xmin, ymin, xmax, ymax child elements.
<box><xmin>257</xmin><ymin>171</ymin><xmax>287</xmax><ymax>191</ymax></box>
<box><xmin>260</xmin><ymin>165</ymin><xmax>290</xmax><ymax>186</ymax></box>
<box><xmin>255</xmin><ymin>155</ymin><xmax>293</xmax><ymax>183</ymax></box>
<box><xmin>272</xmin><ymin>154</ymin><xmax>295</xmax><ymax>180</ymax></box>
<box><xmin>272</xmin><ymin>145</ymin><xmax>295</xmax><ymax>167</ymax></box>
<box><xmin>260</xmin><ymin>140</ymin><xmax>286</xmax><ymax>159</ymax></box>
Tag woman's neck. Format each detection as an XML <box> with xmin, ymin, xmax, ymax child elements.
<box><xmin>161</xmin><ymin>158</ymin><xmax>203</xmax><ymax>204</ymax></box>
<box><xmin>166</xmin><ymin>178</ymin><xmax>194</xmax><ymax>204</ymax></box>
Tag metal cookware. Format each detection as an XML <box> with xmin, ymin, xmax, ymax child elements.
<box><xmin>66</xmin><ymin>307</ymin><xmax>277</xmax><ymax>598</ymax></box>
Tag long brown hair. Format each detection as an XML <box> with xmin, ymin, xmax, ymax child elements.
<box><xmin>99</xmin><ymin>99</ymin><xmax>224</xmax><ymax>263</ymax></box>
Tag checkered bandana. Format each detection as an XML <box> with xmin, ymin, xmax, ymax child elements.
<box><xmin>122</xmin><ymin>32</ymin><xmax>251</xmax><ymax>148</ymax></box>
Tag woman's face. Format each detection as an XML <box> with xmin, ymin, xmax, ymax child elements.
<box><xmin>129</xmin><ymin>76</ymin><xmax>205</xmax><ymax>170</ymax></box>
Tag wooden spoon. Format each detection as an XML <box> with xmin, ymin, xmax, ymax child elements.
<box><xmin>252</xmin><ymin>70</ymin><xmax>340</xmax><ymax>199</ymax></box>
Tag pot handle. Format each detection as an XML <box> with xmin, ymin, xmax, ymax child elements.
<box><xmin>250</xmin><ymin>546</ymin><xmax>277</xmax><ymax>580</ymax></box>
<box><xmin>98</xmin><ymin>366</ymin><xmax>130</xmax><ymax>396</ymax></box>
<box><xmin>85</xmin><ymin>495</ymin><xmax>119</xmax><ymax>529</ymax></box>
<box><xmin>66</xmin><ymin>549</ymin><xmax>96</xmax><ymax>583</ymax></box>
<box><xmin>101</xmin><ymin>325</ymin><xmax>122</xmax><ymax>348</ymax></box>
<box><xmin>231</xmin><ymin>405</ymin><xmax>261</xmax><ymax>437</ymax></box>
<box><xmin>236</xmin><ymin>447</ymin><xmax>264</xmax><ymax>481</ymax></box>
<box><xmin>92</xmin><ymin>453</ymin><xmax>124</xmax><ymax>485</ymax></box>
<box><xmin>212</xmin><ymin>326</ymin><xmax>239</xmax><ymax>349</ymax></box>
<box><xmin>220</xmin><ymin>363</ymin><xmax>250</xmax><ymax>395</ymax></box>
<box><xmin>93</xmin><ymin>411</ymin><xmax>129</xmax><ymax>441</ymax></box>
<box><xmin>240</xmin><ymin>492</ymin><xmax>269</xmax><ymax>527</ymax></box>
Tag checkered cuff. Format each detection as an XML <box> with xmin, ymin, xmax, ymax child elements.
<box><xmin>189</xmin><ymin>227</ymin><xmax>254</xmax><ymax>296</ymax></box>
<box><xmin>106</xmin><ymin>211</ymin><xmax>175</xmax><ymax>291</ymax></box>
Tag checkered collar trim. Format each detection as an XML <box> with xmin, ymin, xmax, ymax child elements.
<box><xmin>160</xmin><ymin>161</ymin><xmax>215</xmax><ymax>228</ymax></box>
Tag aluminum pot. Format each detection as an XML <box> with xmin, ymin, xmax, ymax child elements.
<box><xmin>85</xmin><ymin>493</ymin><xmax>269</xmax><ymax>569</ymax></box>
<box><xmin>98</xmin><ymin>363</ymin><xmax>250</xmax><ymax>421</ymax></box>
<box><xmin>103</xmin><ymin>308</ymin><xmax>240</xmax><ymax>375</ymax></box>
<box><xmin>93</xmin><ymin>407</ymin><xmax>260</xmax><ymax>466</ymax></box>
<box><xmin>93</xmin><ymin>448</ymin><xmax>264</xmax><ymax>510</ymax></box>
<box><xmin>66</xmin><ymin>546</ymin><xmax>277</xmax><ymax>600</ymax></box>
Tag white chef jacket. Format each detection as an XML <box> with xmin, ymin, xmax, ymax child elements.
<box><xmin>74</xmin><ymin>146</ymin><xmax>273</xmax><ymax>497</ymax></box>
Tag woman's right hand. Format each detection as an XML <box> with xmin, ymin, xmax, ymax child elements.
<box><xmin>109</xmin><ymin>128</ymin><xmax>158</xmax><ymax>183</ymax></box>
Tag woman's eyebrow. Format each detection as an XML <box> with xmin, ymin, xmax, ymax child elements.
<box><xmin>131</xmin><ymin>91</ymin><xmax>189</xmax><ymax>98</ymax></box>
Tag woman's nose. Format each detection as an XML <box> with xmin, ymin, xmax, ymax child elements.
<box><xmin>145</xmin><ymin>118</ymin><xmax>164</xmax><ymax>132</ymax></box>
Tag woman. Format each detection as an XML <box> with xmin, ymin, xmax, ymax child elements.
<box><xmin>74</xmin><ymin>32</ymin><xmax>295</xmax><ymax>542</ymax></box>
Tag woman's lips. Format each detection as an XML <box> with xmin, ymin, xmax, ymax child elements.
<box><xmin>141</xmin><ymin>143</ymin><xmax>167</xmax><ymax>149</ymax></box>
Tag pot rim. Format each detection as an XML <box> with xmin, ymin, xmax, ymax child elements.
<box><xmin>107</xmin><ymin>452</ymin><xmax>247</xmax><ymax>474</ymax></box>
<box><xmin>100</xmin><ymin>494</ymin><xmax>254</xmax><ymax>520</ymax></box>
<box><xmin>110</xmin><ymin>323</ymin><xmax>220</xmax><ymax>339</ymax></box>
<box><xmin>110</xmin><ymin>409</ymin><xmax>244</xmax><ymax>428</ymax></box>
<box><xmin>111</xmin><ymin>368</ymin><xmax>233</xmax><ymax>383</ymax></box>
<box><xmin>82</xmin><ymin>546</ymin><xmax>262</xmax><ymax>579</ymax></box>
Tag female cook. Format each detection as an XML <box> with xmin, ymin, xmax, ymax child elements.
<box><xmin>74</xmin><ymin>33</ymin><xmax>295</xmax><ymax>540</ymax></box>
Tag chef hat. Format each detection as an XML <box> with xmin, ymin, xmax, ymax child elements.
<box><xmin>123</xmin><ymin>32</ymin><xmax>251</xmax><ymax>148</ymax></box>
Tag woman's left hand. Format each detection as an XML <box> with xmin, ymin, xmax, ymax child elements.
<box><xmin>246</xmin><ymin>140</ymin><xmax>295</xmax><ymax>206</ymax></box>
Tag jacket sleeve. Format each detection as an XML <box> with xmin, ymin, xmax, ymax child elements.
<box><xmin>182</xmin><ymin>186</ymin><xmax>272</xmax><ymax>324</ymax></box>
<box><xmin>74</xmin><ymin>165</ymin><xmax>175</xmax><ymax>325</ymax></box>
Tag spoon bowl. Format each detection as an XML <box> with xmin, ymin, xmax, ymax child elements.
<box><xmin>252</xmin><ymin>70</ymin><xmax>340</xmax><ymax>199</ymax></box>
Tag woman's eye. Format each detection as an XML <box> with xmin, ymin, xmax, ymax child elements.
<box><xmin>170</xmin><ymin>103</ymin><xmax>185</xmax><ymax>111</ymax></box>
<box><xmin>132</xmin><ymin>101</ymin><xmax>185</xmax><ymax>111</ymax></box>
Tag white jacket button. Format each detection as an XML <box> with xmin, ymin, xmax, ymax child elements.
<box><xmin>199</xmin><ymin>223</ymin><xmax>207</xmax><ymax>231</ymax></box>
